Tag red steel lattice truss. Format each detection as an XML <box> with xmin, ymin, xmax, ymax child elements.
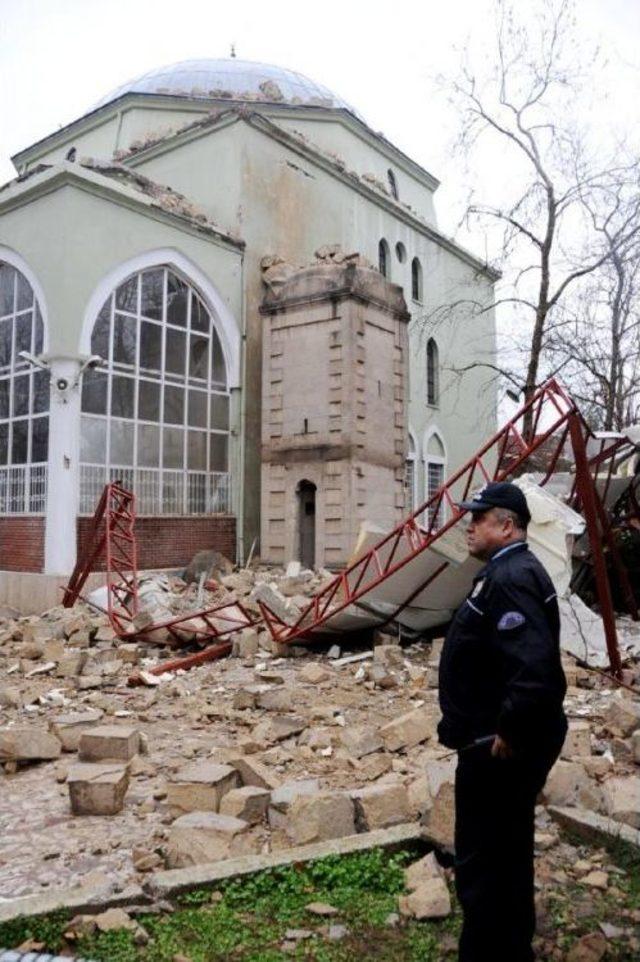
<box><xmin>62</xmin><ymin>481</ymin><xmax>254</xmax><ymax>674</ymax></box>
<box><xmin>259</xmin><ymin>379</ymin><xmax>638</xmax><ymax>677</ymax></box>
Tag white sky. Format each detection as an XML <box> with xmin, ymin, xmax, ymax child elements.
<box><xmin>1</xmin><ymin>0</ymin><xmax>639</xmax><ymax>248</ymax></box>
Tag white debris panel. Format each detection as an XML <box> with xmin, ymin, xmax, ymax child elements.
<box><xmin>316</xmin><ymin>477</ymin><xmax>585</xmax><ymax>638</ymax></box>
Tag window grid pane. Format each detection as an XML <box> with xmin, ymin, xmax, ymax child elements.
<box><xmin>0</xmin><ymin>262</ymin><xmax>48</xmax><ymax>514</ymax></box>
<box><xmin>80</xmin><ymin>266</ymin><xmax>230</xmax><ymax>515</ymax></box>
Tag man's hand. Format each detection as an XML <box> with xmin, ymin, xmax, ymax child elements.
<box><xmin>491</xmin><ymin>734</ymin><xmax>514</xmax><ymax>759</ymax></box>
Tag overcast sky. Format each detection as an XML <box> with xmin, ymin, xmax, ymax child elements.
<box><xmin>1</xmin><ymin>0</ymin><xmax>639</xmax><ymax>249</ymax></box>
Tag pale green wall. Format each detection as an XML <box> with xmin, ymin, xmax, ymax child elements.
<box><xmin>10</xmin><ymin>99</ymin><xmax>497</xmax><ymax>553</ymax></box>
<box><xmin>276</xmin><ymin>116</ymin><xmax>437</xmax><ymax>223</ymax></box>
<box><xmin>0</xmin><ymin>182</ymin><xmax>244</xmax><ymax>511</ymax></box>
<box><xmin>130</xmin><ymin>119</ymin><xmax>496</xmax><ymax>547</ymax></box>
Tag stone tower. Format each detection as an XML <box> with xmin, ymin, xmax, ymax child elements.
<box><xmin>260</xmin><ymin>253</ymin><xmax>409</xmax><ymax>568</ymax></box>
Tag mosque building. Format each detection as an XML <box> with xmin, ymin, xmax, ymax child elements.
<box><xmin>0</xmin><ymin>57</ymin><xmax>497</xmax><ymax>608</ymax></box>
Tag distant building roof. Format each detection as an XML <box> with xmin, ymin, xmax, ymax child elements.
<box><xmin>92</xmin><ymin>57</ymin><xmax>364</xmax><ymax>119</ymax></box>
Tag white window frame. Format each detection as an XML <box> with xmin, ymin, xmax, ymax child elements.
<box><xmin>423</xmin><ymin>427</ymin><xmax>447</xmax><ymax>528</ymax></box>
<box><xmin>0</xmin><ymin>256</ymin><xmax>49</xmax><ymax>514</ymax></box>
<box><xmin>79</xmin><ymin>265</ymin><xmax>231</xmax><ymax>516</ymax></box>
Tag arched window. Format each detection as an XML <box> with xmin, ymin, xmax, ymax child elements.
<box><xmin>80</xmin><ymin>266</ymin><xmax>230</xmax><ymax>515</ymax></box>
<box><xmin>424</xmin><ymin>429</ymin><xmax>446</xmax><ymax>527</ymax></box>
<box><xmin>405</xmin><ymin>432</ymin><xmax>417</xmax><ymax>512</ymax></box>
<box><xmin>378</xmin><ymin>239</ymin><xmax>390</xmax><ymax>278</ymax></box>
<box><xmin>0</xmin><ymin>261</ymin><xmax>49</xmax><ymax>513</ymax></box>
<box><xmin>411</xmin><ymin>257</ymin><xmax>422</xmax><ymax>302</ymax></box>
<box><xmin>387</xmin><ymin>169</ymin><xmax>398</xmax><ymax>199</ymax></box>
<box><xmin>395</xmin><ymin>242</ymin><xmax>406</xmax><ymax>264</ymax></box>
<box><xmin>426</xmin><ymin>337</ymin><xmax>439</xmax><ymax>407</ymax></box>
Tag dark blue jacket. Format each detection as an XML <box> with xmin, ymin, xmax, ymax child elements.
<box><xmin>438</xmin><ymin>541</ymin><xmax>567</xmax><ymax>751</ymax></box>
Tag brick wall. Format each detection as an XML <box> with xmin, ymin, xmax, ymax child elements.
<box><xmin>76</xmin><ymin>515</ymin><xmax>236</xmax><ymax>571</ymax></box>
<box><xmin>0</xmin><ymin>517</ymin><xmax>45</xmax><ymax>572</ymax></box>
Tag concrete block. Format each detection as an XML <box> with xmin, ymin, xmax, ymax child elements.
<box><xmin>68</xmin><ymin>762</ymin><xmax>130</xmax><ymax>815</ymax></box>
<box><xmin>561</xmin><ymin>720</ymin><xmax>592</xmax><ymax>760</ymax></box>
<box><xmin>49</xmin><ymin>709</ymin><xmax>104</xmax><ymax>752</ymax></box>
<box><xmin>219</xmin><ymin>786</ymin><xmax>270</xmax><ymax>824</ymax></box>
<box><xmin>79</xmin><ymin>725</ymin><xmax>140</xmax><ymax>762</ymax></box>
<box><xmin>167</xmin><ymin>762</ymin><xmax>240</xmax><ymax>815</ymax></box>
<box><xmin>351</xmin><ymin>783</ymin><xmax>410</xmax><ymax>831</ymax></box>
<box><xmin>379</xmin><ymin>707</ymin><xmax>435</xmax><ymax>752</ymax></box>
<box><xmin>286</xmin><ymin>791</ymin><xmax>356</xmax><ymax>845</ymax></box>
<box><xmin>165</xmin><ymin>811</ymin><xmax>249</xmax><ymax>869</ymax></box>
<box><xmin>230</xmin><ymin>755</ymin><xmax>280</xmax><ymax>790</ymax></box>
<box><xmin>0</xmin><ymin>727</ymin><xmax>61</xmax><ymax>762</ymax></box>
<box><xmin>398</xmin><ymin>877</ymin><xmax>451</xmax><ymax>919</ymax></box>
<box><xmin>602</xmin><ymin>775</ymin><xmax>640</xmax><ymax>829</ymax></box>
<box><xmin>340</xmin><ymin>726</ymin><xmax>383</xmax><ymax>758</ymax></box>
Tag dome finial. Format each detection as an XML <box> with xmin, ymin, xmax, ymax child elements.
<box><xmin>230</xmin><ymin>43</ymin><xmax>236</xmax><ymax>58</ymax></box>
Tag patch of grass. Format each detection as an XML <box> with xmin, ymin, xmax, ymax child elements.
<box><xmin>0</xmin><ymin>909</ymin><xmax>70</xmax><ymax>954</ymax></box>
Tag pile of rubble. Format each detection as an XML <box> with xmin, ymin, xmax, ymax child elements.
<box><xmin>0</xmin><ymin>562</ymin><xmax>639</xmax><ymax>924</ymax></box>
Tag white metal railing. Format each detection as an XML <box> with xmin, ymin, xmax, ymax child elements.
<box><xmin>0</xmin><ymin>463</ymin><xmax>48</xmax><ymax>514</ymax></box>
<box><xmin>79</xmin><ymin>464</ymin><xmax>231</xmax><ymax>516</ymax></box>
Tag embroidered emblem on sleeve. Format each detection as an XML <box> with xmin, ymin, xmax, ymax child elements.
<box><xmin>497</xmin><ymin>611</ymin><xmax>526</xmax><ymax>630</ymax></box>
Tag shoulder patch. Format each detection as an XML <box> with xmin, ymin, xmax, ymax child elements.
<box><xmin>497</xmin><ymin>611</ymin><xmax>526</xmax><ymax>631</ymax></box>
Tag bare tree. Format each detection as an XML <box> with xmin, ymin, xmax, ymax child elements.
<box><xmin>546</xmin><ymin>172</ymin><xmax>640</xmax><ymax>430</ymax></box>
<box><xmin>429</xmin><ymin>0</ymin><xmax>638</xmax><ymax>433</ymax></box>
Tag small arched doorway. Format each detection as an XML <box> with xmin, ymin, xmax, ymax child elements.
<box><xmin>297</xmin><ymin>479</ymin><xmax>316</xmax><ymax>569</ymax></box>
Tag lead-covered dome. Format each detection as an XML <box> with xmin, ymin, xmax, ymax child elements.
<box><xmin>93</xmin><ymin>57</ymin><xmax>363</xmax><ymax>119</ymax></box>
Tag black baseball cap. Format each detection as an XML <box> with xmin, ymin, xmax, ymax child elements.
<box><xmin>457</xmin><ymin>481</ymin><xmax>531</xmax><ymax>524</ymax></box>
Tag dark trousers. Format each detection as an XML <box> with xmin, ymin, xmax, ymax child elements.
<box><xmin>454</xmin><ymin>736</ymin><xmax>564</xmax><ymax>962</ymax></box>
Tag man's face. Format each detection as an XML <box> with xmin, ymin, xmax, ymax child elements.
<box><xmin>465</xmin><ymin>508</ymin><xmax>517</xmax><ymax>560</ymax></box>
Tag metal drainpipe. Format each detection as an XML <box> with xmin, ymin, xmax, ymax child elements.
<box><xmin>235</xmin><ymin>250</ymin><xmax>247</xmax><ymax>565</ymax></box>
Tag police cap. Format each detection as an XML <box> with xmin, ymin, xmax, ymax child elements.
<box><xmin>457</xmin><ymin>481</ymin><xmax>531</xmax><ymax>525</ymax></box>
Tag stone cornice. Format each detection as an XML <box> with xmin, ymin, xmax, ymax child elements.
<box><xmin>0</xmin><ymin>163</ymin><xmax>244</xmax><ymax>254</ymax></box>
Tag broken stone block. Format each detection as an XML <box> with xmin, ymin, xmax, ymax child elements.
<box><xmin>404</xmin><ymin>852</ymin><xmax>443</xmax><ymax>891</ymax></box>
<box><xmin>256</xmin><ymin>688</ymin><xmax>292</xmax><ymax>711</ymax></box>
<box><xmin>566</xmin><ymin>932</ymin><xmax>607</xmax><ymax>962</ymax></box>
<box><xmin>379</xmin><ymin>706</ymin><xmax>435</xmax><ymax>752</ymax></box>
<box><xmin>407</xmin><ymin>774</ymin><xmax>432</xmax><ymax>818</ymax></box>
<box><xmin>219</xmin><ymin>786</ymin><xmax>270</xmax><ymax>824</ymax></box>
<box><xmin>367</xmin><ymin>664</ymin><xmax>400</xmax><ymax>689</ymax></box>
<box><xmin>581</xmin><ymin>755</ymin><xmax>613</xmax><ymax>779</ymax></box>
<box><xmin>602</xmin><ymin>775</ymin><xmax>640</xmax><ymax>829</ymax></box>
<box><xmin>561</xmin><ymin>720</ymin><xmax>592</xmax><ymax>759</ymax></box>
<box><xmin>79</xmin><ymin>725</ymin><xmax>140</xmax><ymax>762</ymax></box>
<box><xmin>422</xmin><ymin>781</ymin><xmax>455</xmax><ymax>851</ymax></box>
<box><xmin>373</xmin><ymin>644</ymin><xmax>404</xmax><ymax>669</ymax></box>
<box><xmin>167</xmin><ymin>762</ymin><xmax>240</xmax><ymax>815</ymax></box>
<box><xmin>269</xmin><ymin>779</ymin><xmax>320</xmax><ymax>828</ymax></box>
<box><xmin>0</xmin><ymin>687</ymin><xmax>22</xmax><ymax>709</ymax></box>
<box><xmin>398</xmin><ymin>877</ymin><xmax>451</xmax><ymax>919</ymax></box>
<box><xmin>165</xmin><ymin>810</ymin><xmax>248</xmax><ymax>868</ymax></box>
<box><xmin>542</xmin><ymin>760</ymin><xmax>601</xmax><ymax>811</ymax></box>
<box><xmin>286</xmin><ymin>791</ymin><xmax>356</xmax><ymax>845</ymax></box>
<box><xmin>340</xmin><ymin>726</ymin><xmax>383</xmax><ymax>758</ymax></box>
<box><xmin>233</xmin><ymin>689</ymin><xmax>257</xmax><ymax>710</ymax></box>
<box><xmin>604</xmin><ymin>697</ymin><xmax>640</xmax><ymax>737</ymax></box>
<box><xmin>230</xmin><ymin>755</ymin><xmax>280</xmax><ymax>790</ymax></box>
<box><xmin>232</xmin><ymin>627</ymin><xmax>259</xmax><ymax>658</ymax></box>
<box><xmin>266</xmin><ymin>715</ymin><xmax>308</xmax><ymax>741</ymax></box>
<box><xmin>56</xmin><ymin>651</ymin><xmax>88</xmax><ymax>678</ymax></box>
<box><xmin>49</xmin><ymin>709</ymin><xmax>104</xmax><ymax>752</ymax></box>
<box><xmin>68</xmin><ymin>762</ymin><xmax>129</xmax><ymax>815</ymax></box>
<box><xmin>351</xmin><ymin>782</ymin><xmax>410</xmax><ymax>831</ymax></box>
<box><xmin>424</xmin><ymin>756</ymin><xmax>456</xmax><ymax>799</ymax></box>
<box><xmin>0</xmin><ymin>726</ymin><xmax>62</xmax><ymax>762</ymax></box>
<box><xmin>299</xmin><ymin>662</ymin><xmax>332</xmax><ymax>684</ymax></box>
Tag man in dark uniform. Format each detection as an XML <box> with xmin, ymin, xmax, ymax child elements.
<box><xmin>438</xmin><ymin>481</ymin><xmax>567</xmax><ymax>962</ymax></box>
